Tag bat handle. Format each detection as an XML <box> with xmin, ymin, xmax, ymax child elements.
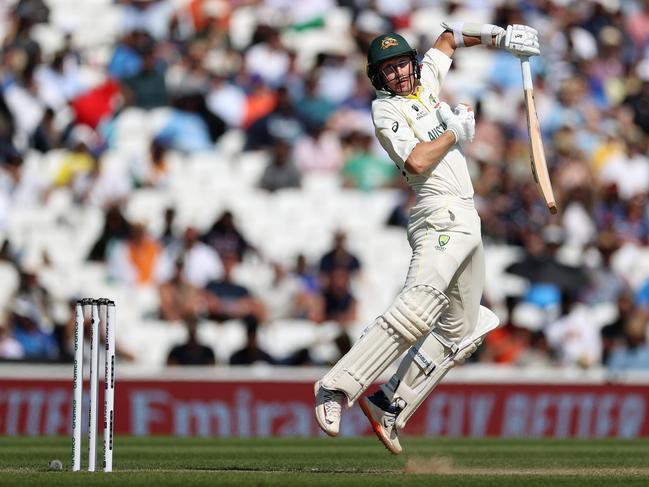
<box><xmin>520</xmin><ymin>56</ymin><xmax>533</xmax><ymax>90</ymax></box>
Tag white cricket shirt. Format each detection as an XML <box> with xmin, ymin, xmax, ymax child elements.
<box><xmin>371</xmin><ymin>48</ymin><xmax>474</xmax><ymax>202</ymax></box>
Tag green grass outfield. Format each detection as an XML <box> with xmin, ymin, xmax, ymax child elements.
<box><xmin>1</xmin><ymin>436</ymin><xmax>649</xmax><ymax>486</ymax></box>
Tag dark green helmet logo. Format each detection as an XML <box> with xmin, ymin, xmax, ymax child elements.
<box><xmin>381</xmin><ymin>37</ymin><xmax>399</xmax><ymax>49</ymax></box>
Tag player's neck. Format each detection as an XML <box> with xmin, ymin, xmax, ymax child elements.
<box><xmin>404</xmin><ymin>84</ymin><xmax>422</xmax><ymax>99</ymax></box>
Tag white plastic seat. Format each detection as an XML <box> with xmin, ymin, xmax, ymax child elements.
<box><xmin>196</xmin><ymin>319</ymin><xmax>247</xmax><ymax>364</ymax></box>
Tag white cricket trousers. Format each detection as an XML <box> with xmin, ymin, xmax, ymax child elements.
<box><xmin>404</xmin><ymin>195</ymin><xmax>484</xmax><ymax>342</ymax></box>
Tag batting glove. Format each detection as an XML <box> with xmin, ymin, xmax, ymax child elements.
<box><xmin>454</xmin><ymin>104</ymin><xmax>475</xmax><ymax>143</ymax></box>
<box><xmin>438</xmin><ymin>102</ymin><xmax>474</xmax><ymax>145</ymax></box>
<box><xmin>494</xmin><ymin>24</ymin><xmax>540</xmax><ymax>57</ymax></box>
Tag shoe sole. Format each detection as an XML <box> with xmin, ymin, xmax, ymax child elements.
<box><xmin>314</xmin><ymin>381</ymin><xmax>339</xmax><ymax>437</ymax></box>
<box><xmin>359</xmin><ymin>398</ymin><xmax>401</xmax><ymax>455</ymax></box>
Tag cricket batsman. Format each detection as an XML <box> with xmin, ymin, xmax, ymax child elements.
<box><xmin>314</xmin><ymin>23</ymin><xmax>540</xmax><ymax>453</ymax></box>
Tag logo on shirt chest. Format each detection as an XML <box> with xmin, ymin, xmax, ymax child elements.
<box><xmin>410</xmin><ymin>103</ymin><xmax>429</xmax><ymax>120</ymax></box>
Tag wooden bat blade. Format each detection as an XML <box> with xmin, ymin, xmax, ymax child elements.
<box><xmin>520</xmin><ymin>57</ymin><xmax>557</xmax><ymax>215</ymax></box>
<box><xmin>523</xmin><ymin>89</ymin><xmax>558</xmax><ymax>214</ymax></box>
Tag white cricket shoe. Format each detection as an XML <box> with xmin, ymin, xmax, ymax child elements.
<box><xmin>314</xmin><ymin>381</ymin><xmax>344</xmax><ymax>437</ymax></box>
<box><xmin>360</xmin><ymin>391</ymin><xmax>403</xmax><ymax>455</ymax></box>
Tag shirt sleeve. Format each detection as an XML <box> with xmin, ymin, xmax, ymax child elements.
<box><xmin>419</xmin><ymin>48</ymin><xmax>453</xmax><ymax>97</ymax></box>
<box><xmin>372</xmin><ymin>100</ymin><xmax>418</xmax><ymax>173</ymax></box>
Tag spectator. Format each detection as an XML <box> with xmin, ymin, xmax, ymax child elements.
<box><xmin>624</xmin><ymin>62</ymin><xmax>649</xmax><ymax>134</ymax></box>
<box><xmin>229</xmin><ymin>315</ymin><xmax>274</xmax><ymax>365</ymax></box>
<box><xmin>614</xmin><ymin>194</ymin><xmax>649</xmax><ymax>246</ymax></box>
<box><xmin>293</xmin><ymin>254</ymin><xmax>319</xmax><ymax>294</ymax></box>
<box><xmin>88</xmin><ymin>205</ymin><xmax>132</xmax><ymax>262</ymax></box>
<box><xmin>107</xmin><ymin>222</ymin><xmax>163</xmax><ymax>286</ymax></box>
<box><xmin>341</xmin><ymin>130</ymin><xmax>399</xmax><ymax>191</ymax></box>
<box><xmin>0</xmin><ymin>321</ymin><xmax>24</xmax><ymax>360</ymax></box>
<box><xmin>107</xmin><ymin>30</ymin><xmax>147</xmax><ymax>80</ymax></box>
<box><xmin>34</xmin><ymin>49</ymin><xmax>86</xmax><ymax>110</ymax></box>
<box><xmin>0</xmin><ymin>92</ymin><xmax>16</xmax><ymax>145</ymax></box>
<box><xmin>9</xmin><ymin>296</ymin><xmax>58</xmax><ymax>360</ymax></box>
<box><xmin>132</xmin><ymin>138</ymin><xmax>172</xmax><ymax>188</ymax></box>
<box><xmin>599</xmin><ymin>130</ymin><xmax>649</xmax><ymax>201</ymax></box>
<box><xmin>321</xmin><ymin>268</ymin><xmax>357</xmax><ymax>325</ymax></box>
<box><xmin>246</xmin><ymin>86</ymin><xmax>304</xmax><ymax>150</ymax></box>
<box><xmin>258</xmin><ymin>261</ymin><xmax>303</xmax><ymax>321</ymax></box>
<box><xmin>544</xmin><ymin>292</ymin><xmax>603</xmax><ymax>368</ymax></box>
<box><xmin>203</xmin><ymin>210</ymin><xmax>253</xmax><ymax>263</ymax></box>
<box><xmin>159</xmin><ymin>226</ymin><xmax>223</xmax><ymax>289</ymax></box>
<box><xmin>167</xmin><ymin>316</ymin><xmax>216</xmax><ymax>365</ymax></box>
<box><xmin>170</xmin><ymin>92</ymin><xmax>226</xmax><ymax>144</ymax></box>
<box><xmin>119</xmin><ymin>0</ymin><xmax>173</xmax><ymax>41</ymax></box>
<box><xmin>72</xmin><ymin>151</ymin><xmax>132</xmax><ymax>208</ymax></box>
<box><xmin>293</xmin><ymin>124</ymin><xmax>344</xmax><ymax>173</ymax></box>
<box><xmin>0</xmin><ymin>146</ymin><xmax>48</xmax><ymax>230</ymax></box>
<box><xmin>244</xmin><ymin>26</ymin><xmax>289</xmax><ymax>88</ymax></box>
<box><xmin>601</xmin><ymin>292</ymin><xmax>637</xmax><ymax>364</ymax></box>
<box><xmin>29</xmin><ymin>107</ymin><xmax>61</xmax><ymax>152</ymax></box>
<box><xmin>314</xmin><ymin>52</ymin><xmax>356</xmax><ymax>104</ymax></box>
<box><xmin>12</xmin><ymin>267</ymin><xmax>54</xmax><ymax>332</ymax></box>
<box><xmin>291</xmin><ymin>254</ymin><xmax>323</xmax><ymax>322</ymax></box>
<box><xmin>53</xmin><ymin>137</ymin><xmax>96</xmax><ymax>188</ymax></box>
<box><xmin>560</xmin><ymin>185</ymin><xmax>596</xmax><ymax>250</ymax></box>
<box><xmin>122</xmin><ymin>45</ymin><xmax>168</xmax><ymax>109</ymax></box>
<box><xmin>481</xmin><ymin>297</ymin><xmax>530</xmax><ymax>365</ymax></box>
<box><xmin>2</xmin><ymin>67</ymin><xmax>45</xmax><ymax>143</ymax></box>
<box><xmin>319</xmin><ymin>230</ymin><xmax>361</xmax><ymax>278</ymax></box>
<box><xmin>206</xmin><ymin>73</ymin><xmax>246</xmax><ymax>129</ymax></box>
<box><xmin>294</xmin><ymin>76</ymin><xmax>336</xmax><ymax>131</ymax></box>
<box><xmin>635</xmin><ymin>275</ymin><xmax>649</xmax><ymax>309</ymax></box>
<box><xmin>240</xmin><ymin>74</ymin><xmax>276</xmax><ymax>130</ymax></box>
<box><xmin>594</xmin><ymin>183</ymin><xmax>626</xmax><ymax>232</ymax></box>
<box><xmin>159</xmin><ymin>259</ymin><xmax>203</xmax><ymax>322</ymax></box>
<box><xmin>583</xmin><ymin>232</ymin><xmax>628</xmax><ymax>305</ymax></box>
<box><xmin>204</xmin><ymin>251</ymin><xmax>265</xmax><ymax>323</ymax></box>
<box><xmin>625</xmin><ymin>0</ymin><xmax>649</xmax><ymax>51</ymax></box>
<box><xmin>258</xmin><ymin>138</ymin><xmax>302</xmax><ymax>192</ymax></box>
<box><xmin>159</xmin><ymin>207</ymin><xmax>179</xmax><ymax>249</ymax></box>
<box><xmin>155</xmin><ymin>109</ymin><xmax>213</xmax><ymax>152</ymax></box>
<box><xmin>607</xmin><ymin>310</ymin><xmax>649</xmax><ymax>370</ymax></box>
<box><xmin>386</xmin><ymin>189</ymin><xmax>416</xmax><ymax>228</ymax></box>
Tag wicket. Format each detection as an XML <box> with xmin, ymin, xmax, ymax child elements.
<box><xmin>71</xmin><ymin>298</ymin><xmax>116</xmax><ymax>472</ymax></box>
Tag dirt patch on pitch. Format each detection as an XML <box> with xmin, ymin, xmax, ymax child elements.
<box><xmin>404</xmin><ymin>456</ymin><xmax>454</xmax><ymax>474</ymax></box>
<box><xmin>404</xmin><ymin>458</ymin><xmax>649</xmax><ymax>477</ymax></box>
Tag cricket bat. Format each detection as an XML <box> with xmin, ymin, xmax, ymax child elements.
<box><xmin>520</xmin><ymin>57</ymin><xmax>558</xmax><ymax>215</ymax></box>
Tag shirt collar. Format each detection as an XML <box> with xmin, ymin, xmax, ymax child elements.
<box><xmin>375</xmin><ymin>83</ymin><xmax>421</xmax><ymax>100</ymax></box>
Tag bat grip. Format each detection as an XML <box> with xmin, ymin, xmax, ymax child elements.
<box><xmin>520</xmin><ymin>57</ymin><xmax>533</xmax><ymax>90</ymax></box>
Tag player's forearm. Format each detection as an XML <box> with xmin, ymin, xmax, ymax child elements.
<box><xmin>437</xmin><ymin>23</ymin><xmax>540</xmax><ymax>59</ymax></box>
<box><xmin>433</xmin><ymin>30</ymin><xmax>482</xmax><ymax>57</ymax></box>
<box><xmin>404</xmin><ymin>132</ymin><xmax>456</xmax><ymax>175</ymax></box>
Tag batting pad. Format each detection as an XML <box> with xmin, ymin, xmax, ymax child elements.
<box><xmin>321</xmin><ymin>285</ymin><xmax>449</xmax><ymax>406</ymax></box>
<box><xmin>384</xmin><ymin>306</ymin><xmax>499</xmax><ymax>430</ymax></box>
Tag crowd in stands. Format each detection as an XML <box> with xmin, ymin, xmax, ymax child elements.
<box><xmin>0</xmin><ymin>0</ymin><xmax>648</xmax><ymax>371</ymax></box>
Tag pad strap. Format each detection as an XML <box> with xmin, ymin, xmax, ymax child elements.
<box><xmin>392</xmin><ymin>306</ymin><xmax>500</xmax><ymax>430</ymax></box>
